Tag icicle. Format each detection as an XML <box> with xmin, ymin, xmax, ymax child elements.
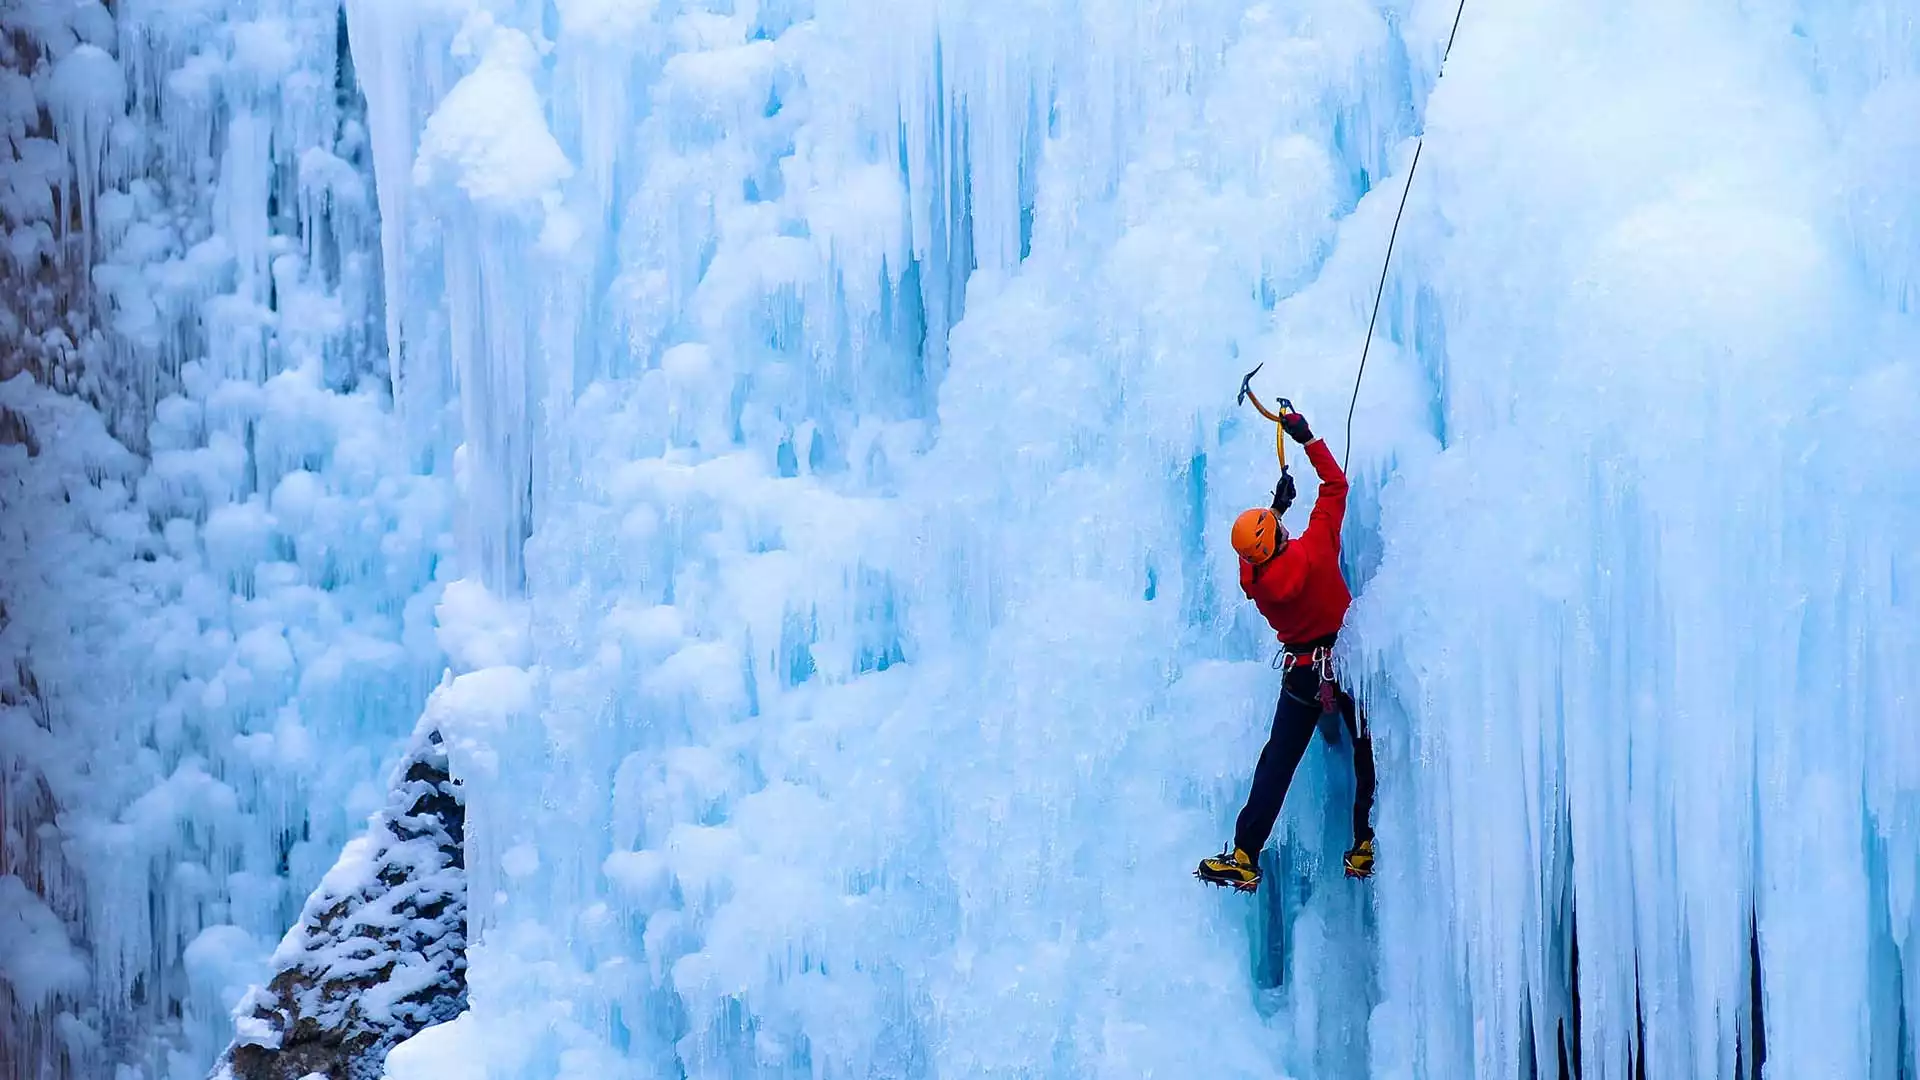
<box><xmin>46</xmin><ymin>43</ymin><xmax>126</xmax><ymax>270</ymax></box>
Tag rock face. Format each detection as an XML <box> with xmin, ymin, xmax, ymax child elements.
<box><xmin>213</xmin><ymin>729</ymin><xmax>467</xmax><ymax>1080</ymax></box>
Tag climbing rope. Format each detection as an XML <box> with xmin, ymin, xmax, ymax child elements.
<box><xmin>1342</xmin><ymin>0</ymin><xmax>1471</xmax><ymax>473</ymax></box>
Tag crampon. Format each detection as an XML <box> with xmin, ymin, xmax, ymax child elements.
<box><xmin>1194</xmin><ymin>847</ymin><xmax>1261</xmax><ymax>892</ymax></box>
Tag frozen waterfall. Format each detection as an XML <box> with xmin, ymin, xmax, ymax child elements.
<box><xmin>0</xmin><ymin>0</ymin><xmax>1914</xmax><ymax>1078</ymax></box>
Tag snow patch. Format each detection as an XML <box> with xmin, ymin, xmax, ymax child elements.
<box><xmin>0</xmin><ymin>876</ymin><xmax>88</xmax><ymax>1008</ymax></box>
<box><xmin>414</xmin><ymin>30</ymin><xmax>574</xmax><ymax>213</ymax></box>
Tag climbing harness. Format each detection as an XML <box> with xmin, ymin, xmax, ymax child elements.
<box><xmin>1342</xmin><ymin>0</ymin><xmax>1472</xmax><ymax>473</ymax></box>
<box><xmin>1277</xmin><ymin>644</ymin><xmax>1349</xmax><ymax>742</ymax></box>
<box><xmin>1272</xmin><ymin>644</ymin><xmax>1335</xmax><ymax>684</ymax></box>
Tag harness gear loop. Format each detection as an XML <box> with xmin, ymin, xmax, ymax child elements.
<box><xmin>1277</xmin><ymin>645</ymin><xmax>1335</xmax><ymax>681</ymax></box>
<box><xmin>1276</xmin><ymin>645</ymin><xmax>1347</xmax><ymax>720</ymax></box>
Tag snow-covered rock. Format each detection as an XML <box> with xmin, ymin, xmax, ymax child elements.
<box><xmin>211</xmin><ymin>727</ymin><xmax>467</xmax><ymax>1080</ymax></box>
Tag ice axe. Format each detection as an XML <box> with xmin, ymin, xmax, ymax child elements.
<box><xmin>1236</xmin><ymin>361</ymin><xmax>1297</xmax><ymax>463</ymax></box>
<box><xmin>1236</xmin><ymin>363</ymin><xmax>1297</xmax><ymax>512</ymax></box>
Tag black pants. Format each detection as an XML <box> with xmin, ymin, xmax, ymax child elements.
<box><xmin>1233</xmin><ymin>645</ymin><xmax>1376</xmax><ymax>857</ymax></box>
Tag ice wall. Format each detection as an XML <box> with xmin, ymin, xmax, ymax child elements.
<box><xmin>359</xmin><ymin>0</ymin><xmax>1416</xmax><ymax>1077</ymax></box>
<box><xmin>359</xmin><ymin>0</ymin><xmax>1918</xmax><ymax>1077</ymax></box>
<box><xmin>2</xmin><ymin>2</ymin><xmax>449</xmax><ymax>1076</ymax></box>
<box><xmin>1345</xmin><ymin>3</ymin><xmax>1920</xmax><ymax>1077</ymax></box>
<box><xmin>6</xmin><ymin>0</ymin><xmax>1914</xmax><ymax>1077</ymax></box>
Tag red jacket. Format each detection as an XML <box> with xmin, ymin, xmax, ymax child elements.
<box><xmin>1239</xmin><ymin>438</ymin><xmax>1352</xmax><ymax>644</ymax></box>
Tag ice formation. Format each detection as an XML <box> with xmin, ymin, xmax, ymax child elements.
<box><xmin>0</xmin><ymin>0</ymin><xmax>1914</xmax><ymax>1078</ymax></box>
<box><xmin>2</xmin><ymin>2</ymin><xmax>448</xmax><ymax>1076</ymax></box>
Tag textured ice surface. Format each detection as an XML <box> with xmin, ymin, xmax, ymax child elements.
<box><xmin>1</xmin><ymin>1</ymin><xmax>448</xmax><ymax>1075</ymax></box>
<box><xmin>348</xmin><ymin>0</ymin><xmax>1916</xmax><ymax>1077</ymax></box>
<box><xmin>1</xmin><ymin>0</ymin><xmax>1915</xmax><ymax>1078</ymax></box>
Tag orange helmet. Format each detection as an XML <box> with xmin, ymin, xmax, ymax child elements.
<box><xmin>1231</xmin><ymin>508</ymin><xmax>1279</xmax><ymax>564</ymax></box>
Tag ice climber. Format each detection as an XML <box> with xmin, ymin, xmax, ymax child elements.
<box><xmin>1197</xmin><ymin>408</ymin><xmax>1377</xmax><ymax>892</ymax></box>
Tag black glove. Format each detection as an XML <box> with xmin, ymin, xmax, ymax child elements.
<box><xmin>1271</xmin><ymin>469</ymin><xmax>1297</xmax><ymax>513</ymax></box>
<box><xmin>1280</xmin><ymin>411</ymin><xmax>1314</xmax><ymax>445</ymax></box>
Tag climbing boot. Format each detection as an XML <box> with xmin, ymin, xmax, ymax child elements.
<box><xmin>1343</xmin><ymin>837</ymin><xmax>1375</xmax><ymax>880</ymax></box>
<box><xmin>1196</xmin><ymin>846</ymin><xmax>1261</xmax><ymax>892</ymax></box>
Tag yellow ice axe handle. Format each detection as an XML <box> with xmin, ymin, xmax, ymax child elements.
<box><xmin>1243</xmin><ymin>389</ymin><xmax>1294</xmax><ymax>467</ymax></box>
